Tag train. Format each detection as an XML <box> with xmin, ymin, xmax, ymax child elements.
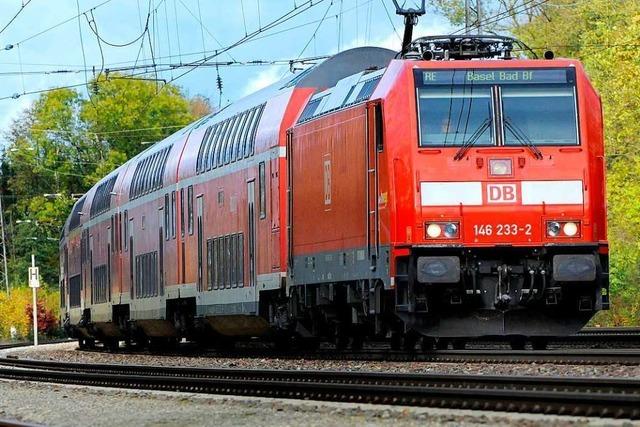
<box><xmin>60</xmin><ymin>34</ymin><xmax>608</xmax><ymax>351</ymax></box>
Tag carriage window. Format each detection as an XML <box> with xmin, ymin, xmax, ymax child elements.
<box><xmin>187</xmin><ymin>185</ymin><xmax>194</xmax><ymax>235</ymax></box>
<box><xmin>258</xmin><ymin>162</ymin><xmax>266</xmax><ymax>219</ymax></box>
<box><xmin>171</xmin><ymin>190</ymin><xmax>176</xmax><ymax>239</ymax></box>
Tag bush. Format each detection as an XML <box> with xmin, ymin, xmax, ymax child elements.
<box><xmin>0</xmin><ymin>287</ymin><xmax>60</xmax><ymax>340</ymax></box>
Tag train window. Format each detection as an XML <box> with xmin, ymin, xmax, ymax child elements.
<box><xmin>198</xmin><ymin>126</ymin><xmax>212</xmax><ymax>173</ymax></box>
<box><xmin>206</xmin><ymin>239</ymin><xmax>213</xmax><ymax>291</ymax></box>
<box><xmin>223</xmin><ymin>116</ymin><xmax>237</xmax><ymax>164</ymax></box>
<box><xmin>238</xmin><ymin>233</ymin><xmax>244</xmax><ymax>287</ymax></box>
<box><xmin>354</xmin><ymin>76</ymin><xmax>381</xmax><ymax>104</ymax></box>
<box><xmin>203</xmin><ymin>126</ymin><xmax>216</xmax><ymax>172</ymax></box>
<box><xmin>242</xmin><ymin>108</ymin><xmax>257</xmax><ymax>157</ymax></box>
<box><xmin>417</xmin><ymin>85</ymin><xmax>493</xmax><ymax>147</ymax></box>
<box><xmin>258</xmin><ymin>162</ymin><xmax>266</xmax><ymax>219</ymax></box>
<box><xmin>124</xmin><ymin>210</ymin><xmax>128</xmax><ymax>251</ymax></box>
<box><xmin>216</xmin><ymin>119</ymin><xmax>231</xmax><ymax>167</ymax></box>
<box><xmin>196</xmin><ymin>126</ymin><xmax>210</xmax><ymax>173</ymax></box>
<box><xmin>230</xmin><ymin>234</ymin><xmax>237</xmax><ymax>288</ymax></box>
<box><xmin>231</xmin><ymin>115</ymin><xmax>244</xmax><ymax>162</ymax></box>
<box><xmin>171</xmin><ymin>190</ymin><xmax>176</xmax><ymax>239</ymax></box>
<box><xmin>180</xmin><ymin>188</ymin><xmax>185</xmax><ymax>237</ymax></box>
<box><xmin>297</xmin><ymin>97</ymin><xmax>323</xmax><ymax>123</ymax></box>
<box><xmin>143</xmin><ymin>155</ymin><xmax>153</xmax><ymax>194</ymax></box>
<box><xmin>164</xmin><ymin>194</ymin><xmax>170</xmax><ymax>241</ymax></box>
<box><xmin>249</xmin><ymin>104</ymin><xmax>264</xmax><ymax>156</ymax></box>
<box><xmin>158</xmin><ymin>146</ymin><xmax>171</xmax><ymax>187</ymax></box>
<box><xmin>207</xmin><ymin>123</ymin><xmax>222</xmax><ymax>170</ymax></box>
<box><xmin>234</xmin><ymin>112</ymin><xmax>250</xmax><ymax>160</ymax></box>
<box><xmin>187</xmin><ymin>185</ymin><xmax>194</xmax><ymax>235</ymax></box>
<box><xmin>220</xmin><ymin>236</ymin><xmax>227</xmax><ymax>289</ymax></box>
<box><xmin>148</xmin><ymin>153</ymin><xmax>158</xmax><ymax>193</ymax></box>
<box><xmin>502</xmin><ymin>85</ymin><xmax>578</xmax><ymax>146</ymax></box>
<box><xmin>213</xmin><ymin>237</ymin><xmax>220</xmax><ymax>289</ymax></box>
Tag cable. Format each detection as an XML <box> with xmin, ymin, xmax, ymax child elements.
<box><xmin>240</xmin><ymin>0</ymin><xmax>249</xmax><ymax>36</ymax></box>
<box><xmin>296</xmin><ymin>1</ymin><xmax>334</xmax><ymax>59</ymax></box>
<box><xmin>177</xmin><ymin>0</ymin><xmax>236</xmax><ymax>62</ymax></box>
<box><xmin>380</xmin><ymin>0</ymin><xmax>401</xmax><ymax>41</ymax></box>
<box><xmin>0</xmin><ymin>0</ymin><xmax>32</xmax><ymax>36</ymax></box>
<box><xmin>86</xmin><ymin>7</ymin><xmax>151</xmax><ymax>48</ymax></box>
<box><xmin>13</xmin><ymin>0</ymin><xmax>114</xmax><ymax>46</ymax></box>
<box><xmin>76</xmin><ymin>0</ymin><xmax>93</xmax><ymax>106</ymax></box>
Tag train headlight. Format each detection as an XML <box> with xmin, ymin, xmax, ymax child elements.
<box><xmin>546</xmin><ymin>221</ymin><xmax>561</xmax><ymax>237</ymax></box>
<box><xmin>425</xmin><ymin>222</ymin><xmax>460</xmax><ymax>239</ymax></box>
<box><xmin>443</xmin><ymin>223</ymin><xmax>458</xmax><ymax>238</ymax></box>
<box><xmin>489</xmin><ymin>159</ymin><xmax>513</xmax><ymax>176</ymax></box>
<box><xmin>563</xmin><ymin>221</ymin><xmax>579</xmax><ymax>237</ymax></box>
<box><xmin>426</xmin><ymin>223</ymin><xmax>442</xmax><ymax>238</ymax></box>
<box><xmin>546</xmin><ymin>220</ymin><xmax>581</xmax><ymax>238</ymax></box>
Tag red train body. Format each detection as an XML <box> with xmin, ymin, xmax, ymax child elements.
<box><xmin>60</xmin><ymin>45</ymin><xmax>608</xmax><ymax>349</ymax></box>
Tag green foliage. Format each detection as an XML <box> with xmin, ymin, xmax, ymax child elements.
<box><xmin>81</xmin><ymin>74</ymin><xmax>194</xmax><ymax>158</ymax></box>
<box><xmin>1</xmin><ymin>75</ymin><xmax>197</xmax><ymax>296</ymax></box>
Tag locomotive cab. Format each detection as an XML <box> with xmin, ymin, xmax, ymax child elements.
<box><xmin>386</xmin><ymin>36</ymin><xmax>609</xmax><ymax>338</ymax></box>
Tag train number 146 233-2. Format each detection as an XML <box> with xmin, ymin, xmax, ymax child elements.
<box><xmin>473</xmin><ymin>224</ymin><xmax>532</xmax><ymax>236</ymax></box>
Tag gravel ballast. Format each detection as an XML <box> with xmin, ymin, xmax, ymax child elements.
<box><xmin>0</xmin><ymin>379</ymin><xmax>636</xmax><ymax>427</ymax></box>
<box><xmin>3</xmin><ymin>342</ymin><xmax>640</xmax><ymax>378</ymax></box>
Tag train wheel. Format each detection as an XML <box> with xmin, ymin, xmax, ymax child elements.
<box><xmin>421</xmin><ymin>337</ymin><xmax>435</xmax><ymax>352</ymax></box>
<box><xmin>351</xmin><ymin>335</ymin><xmax>364</xmax><ymax>351</ymax></box>
<box><xmin>452</xmin><ymin>339</ymin><xmax>466</xmax><ymax>350</ymax></box>
<box><xmin>403</xmin><ymin>332</ymin><xmax>419</xmax><ymax>352</ymax></box>
<box><xmin>509</xmin><ymin>336</ymin><xmax>527</xmax><ymax>350</ymax></box>
<box><xmin>390</xmin><ymin>332</ymin><xmax>402</xmax><ymax>351</ymax></box>
<box><xmin>435</xmin><ymin>339</ymin><xmax>449</xmax><ymax>350</ymax></box>
<box><xmin>531</xmin><ymin>337</ymin><xmax>549</xmax><ymax>350</ymax></box>
<box><xmin>105</xmin><ymin>338</ymin><xmax>120</xmax><ymax>352</ymax></box>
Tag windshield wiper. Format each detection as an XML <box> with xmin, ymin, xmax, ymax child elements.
<box><xmin>504</xmin><ymin>117</ymin><xmax>544</xmax><ymax>160</ymax></box>
<box><xmin>453</xmin><ymin>118</ymin><xmax>491</xmax><ymax>160</ymax></box>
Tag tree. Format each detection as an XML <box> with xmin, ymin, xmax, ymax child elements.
<box><xmin>81</xmin><ymin>74</ymin><xmax>195</xmax><ymax>158</ymax></box>
<box><xmin>1</xmin><ymin>75</ymin><xmax>198</xmax><ymax>292</ymax></box>
<box><xmin>189</xmin><ymin>95</ymin><xmax>213</xmax><ymax>119</ymax></box>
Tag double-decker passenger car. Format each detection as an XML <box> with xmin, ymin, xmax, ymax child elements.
<box><xmin>60</xmin><ymin>36</ymin><xmax>608</xmax><ymax>350</ymax></box>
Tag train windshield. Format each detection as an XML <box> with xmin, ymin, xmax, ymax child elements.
<box><xmin>415</xmin><ymin>68</ymin><xmax>579</xmax><ymax>147</ymax></box>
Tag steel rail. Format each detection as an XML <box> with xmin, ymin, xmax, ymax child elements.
<box><xmin>0</xmin><ymin>359</ymin><xmax>637</xmax><ymax>418</ymax></box>
<box><xmin>72</xmin><ymin>345</ymin><xmax>640</xmax><ymax>365</ymax></box>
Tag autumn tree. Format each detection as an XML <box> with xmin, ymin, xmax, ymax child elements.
<box><xmin>2</xmin><ymin>75</ymin><xmax>198</xmax><ymax>287</ymax></box>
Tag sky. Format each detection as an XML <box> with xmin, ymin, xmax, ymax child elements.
<box><xmin>0</xmin><ymin>0</ymin><xmax>454</xmax><ymax>144</ymax></box>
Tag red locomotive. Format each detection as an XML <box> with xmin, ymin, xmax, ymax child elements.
<box><xmin>60</xmin><ymin>34</ymin><xmax>608</xmax><ymax>350</ymax></box>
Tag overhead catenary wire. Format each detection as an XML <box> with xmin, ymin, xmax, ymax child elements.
<box><xmin>0</xmin><ymin>0</ymin><xmax>33</xmax><ymax>36</ymax></box>
<box><xmin>11</xmin><ymin>0</ymin><xmax>114</xmax><ymax>46</ymax></box>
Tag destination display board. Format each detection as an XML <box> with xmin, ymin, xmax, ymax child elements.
<box><xmin>415</xmin><ymin>68</ymin><xmax>575</xmax><ymax>86</ymax></box>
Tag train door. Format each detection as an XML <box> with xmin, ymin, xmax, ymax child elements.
<box><xmin>247</xmin><ymin>181</ymin><xmax>256</xmax><ymax>288</ymax></box>
<box><xmin>196</xmin><ymin>195</ymin><xmax>204</xmax><ymax>292</ymax></box>
<box><xmin>89</xmin><ymin>235</ymin><xmax>94</xmax><ymax>305</ymax></box>
<box><xmin>158</xmin><ymin>208</ymin><xmax>164</xmax><ymax>296</ymax></box>
<box><xmin>270</xmin><ymin>159</ymin><xmax>280</xmax><ymax>270</ymax></box>
<box><xmin>366</xmin><ymin>102</ymin><xmax>382</xmax><ymax>270</ymax></box>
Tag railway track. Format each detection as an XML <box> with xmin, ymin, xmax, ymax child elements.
<box><xmin>76</xmin><ymin>343</ymin><xmax>640</xmax><ymax>365</ymax></box>
<box><xmin>0</xmin><ymin>357</ymin><xmax>637</xmax><ymax>419</ymax></box>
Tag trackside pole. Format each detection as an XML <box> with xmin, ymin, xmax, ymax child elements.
<box><xmin>29</xmin><ymin>254</ymin><xmax>40</xmax><ymax>346</ymax></box>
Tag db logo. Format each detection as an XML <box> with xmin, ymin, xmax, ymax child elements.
<box><xmin>487</xmin><ymin>183</ymin><xmax>518</xmax><ymax>204</ymax></box>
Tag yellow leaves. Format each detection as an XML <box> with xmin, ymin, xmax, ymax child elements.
<box><xmin>0</xmin><ymin>287</ymin><xmax>60</xmax><ymax>340</ymax></box>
